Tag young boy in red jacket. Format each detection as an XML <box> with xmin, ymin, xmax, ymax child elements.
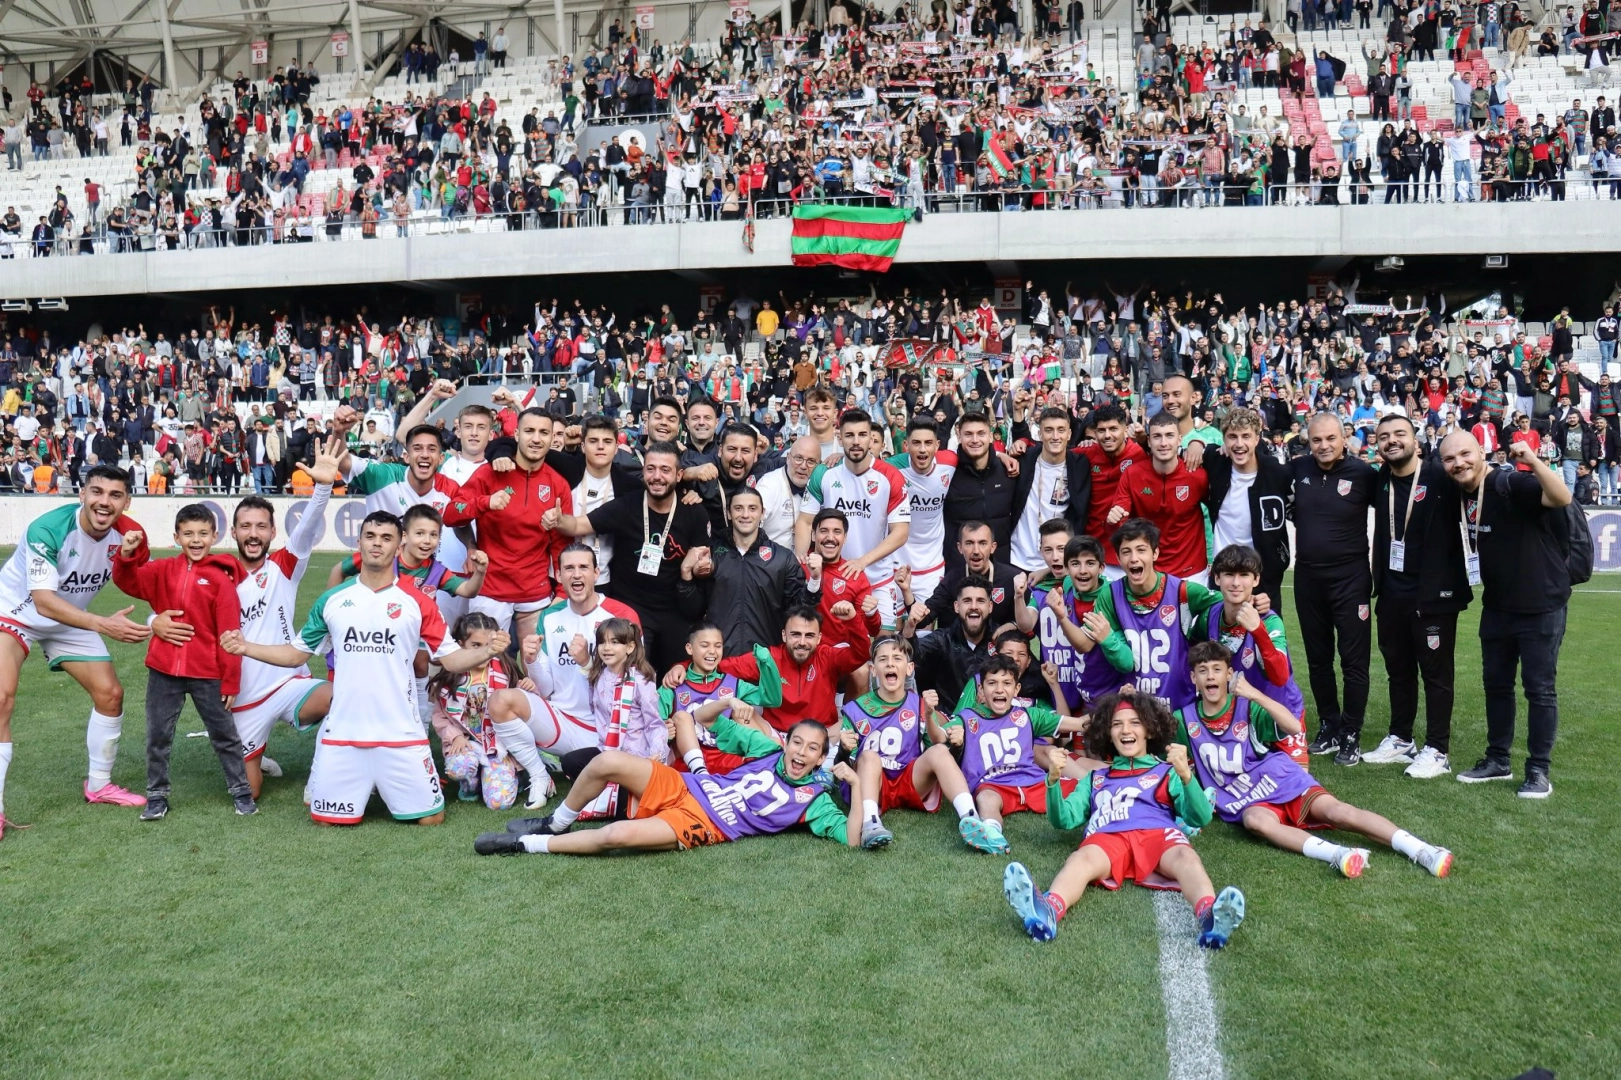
<box><xmin>113</xmin><ymin>505</ymin><xmax>254</xmax><ymax>820</ymax></box>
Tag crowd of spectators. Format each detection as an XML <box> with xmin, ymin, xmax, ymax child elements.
<box><xmin>6</xmin><ymin>0</ymin><xmax>1621</xmax><ymax>256</ymax></box>
<box><xmin>1</xmin><ymin>275</ymin><xmax>1617</xmax><ymax>504</ymax></box>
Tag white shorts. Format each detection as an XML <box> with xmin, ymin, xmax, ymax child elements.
<box><xmin>518</xmin><ymin>690</ymin><xmax>599</xmax><ymax>756</ymax></box>
<box><xmin>468</xmin><ymin>595</ymin><xmax>550</xmax><ymax>633</ymax></box>
<box><xmin>866</xmin><ymin>578</ymin><xmax>901</xmax><ymax>632</ymax></box>
<box><xmin>307</xmin><ymin>739</ymin><xmax>444</xmax><ymax>823</ymax></box>
<box><xmin>435</xmin><ymin>592</ymin><xmax>469</xmax><ymax>630</ymax></box>
<box><xmin>232</xmin><ymin>677</ymin><xmax>328</xmax><ymax>761</ymax></box>
<box><xmin>910</xmin><ymin>564</ymin><xmax>946</xmax><ymax>613</ymax></box>
<box><xmin>0</xmin><ymin>614</ymin><xmax>110</xmax><ymax>669</ymax></box>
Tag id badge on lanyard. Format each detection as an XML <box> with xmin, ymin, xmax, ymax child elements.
<box><xmin>640</xmin><ymin>496</ymin><xmax>676</xmax><ymax>577</ymax></box>
<box><xmin>1388</xmin><ymin>473</ymin><xmax>1419</xmax><ymax>572</ymax></box>
<box><xmin>1461</xmin><ymin>491</ymin><xmax>1483</xmax><ymax>586</ymax></box>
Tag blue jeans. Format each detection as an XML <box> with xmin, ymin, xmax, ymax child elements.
<box><xmin>1318</xmin><ymin>75</ymin><xmax>1336</xmax><ymax>98</ymax></box>
<box><xmin>1599</xmin><ymin>338</ymin><xmax>1615</xmax><ymax>367</ymax></box>
<box><xmin>1479</xmin><ymin>606</ymin><xmax>1565</xmax><ymax>774</ymax></box>
<box><xmin>1455</xmin><ymin>103</ymin><xmax>1470</xmax><ymax>128</ymax></box>
<box><xmin>1599</xmin><ymin>461</ymin><xmax>1618</xmax><ymax>501</ymax></box>
<box><xmin>1561</xmin><ymin>459</ymin><xmax>1580</xmax><ymax>493</ymax></box>
<box><xmin>1453</xmin><ymin>159</ymin><xmax>1476</xmax><ymax>200</ymax></box>
<box><xmin>252</xmin><ymin>464</ymin><xmax>277</xmax><ymax>493</ymax></box>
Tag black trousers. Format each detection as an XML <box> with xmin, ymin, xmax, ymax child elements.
<box><xmin>145</xmin><ymin>669</ymin><xmax>250</xmax><ymax>800</ymax></box>
<box><xmin>1294</xmin><ymin>566</ymin><xmax>1372</xmax><ymax>738</ymax></box>
<box><xmin>1480</xmin><ymin>607</ymin><xmax>1565</xmax><ymax>773</ymax></box>
<box><xmin>1375</xmin><ymin>601</ymin><xmax>1457</xmax><ymax>753</ymax></box>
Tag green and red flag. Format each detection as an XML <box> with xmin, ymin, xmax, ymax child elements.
<box><xmin>790</xmin><ymin>204</ymin><xmax>911</xmax><ymax>272</ymax></box>
<box><xmin>986</xmin><ymin>136</ymin><xmax>1017</xmax><ymax>180</ymax></box>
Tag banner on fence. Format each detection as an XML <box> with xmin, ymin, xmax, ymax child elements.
<box><xmin>0</xmin><ymin>496</ymin><xmax>366</xmax><ymax>552</ymax></box>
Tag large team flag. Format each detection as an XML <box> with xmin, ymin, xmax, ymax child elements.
<box><xmin>790</xmin><ymin>204</ymin><xmax>911</xmax><ymax>272</ymax></box>
<box><xmin>986</xmin><ymin>137</ymin><xmax>1018</xmax><ymax>180</ymax></box>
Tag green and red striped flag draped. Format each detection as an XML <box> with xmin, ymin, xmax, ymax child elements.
<box><xmin>986</xmin><ymin>137</ymin><xmax>1017</xmax><ymax>180</ymax></box>
<box><xmin>790</xmin><ymin>204</ymin><xmax>911</xmax><ymax>272</ymax></box>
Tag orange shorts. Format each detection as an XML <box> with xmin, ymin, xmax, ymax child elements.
<box><xmin>1081</xmin><ymin>827</ymin><xmax>1190</xmax><ymax>891</ymax></box>
<box><xmin>879</xmin><ymin>759</ymin><xmax>943</xmax><ymax>813</ymax></box>
<box><xmin>633</xmin><ymin>762</ymin><xmax>726</xmax><ymax>849</ymax></box>
<box><xmin>1248</xmin><ymin>784</ymin><xmax>1330</xmax><ymax>830</ymax></box>
<box><xmin>976</xmin><ymin>776</ymin><xmax>1078</xmax><ymax>816</ymax></box>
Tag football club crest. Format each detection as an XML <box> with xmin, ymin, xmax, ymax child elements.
<box><xmin>992</xmin><ymin>587</ymin><xmax>1006</xmax><ymax>603</ymax></box>
<box><xmin>106</xmin><ymin>543</ymin><xmax>119</xmax><ymax>558</ymax></box>
<box><xmin>965</xmin><ymin>714</ymin><xmax>980</xmax><ymax>734</ymax></box>
<box><xmin>1337</xmin><ymin>479</ymin><xmax>1353</xmax><ymax>496</ymax></box>
<box><xmin>1427</xmin><ymin>633</ymin><xmax>1441</xmax><ymax>650</ymax></box>
<box><xmin>793</xmin><ymin>786</ymin><xmax>817</xmax><ymax>804</ymax></box>
<box><xmin>1186</xmin><ymin>721</ymin><xmax>1202</xmax><ymax>738</ymax></box>
<box><xmin>1175</xmin><ymin>485</ymin><xmax>1189</xmax><ymax>501</ymax></box>
<box><xmin>387</xmin><ymin>603</ymin><xmax>402</xmax><ymax>619</ymax></box>
<box><xmin>746</xmin><ymin>475</ymin><xmax>757</xmax><ymax>488</ymax></box>
<box><xmin>1138</xmin><ymin>774</ymin><xmax>1158</xmax><ymax>789</ymax></box>
<box><xmin>1011</xmin><ymin>709</ymin><xmax>1028</xmax><ymax>728</ymax></box>
<box><xmin>1159</xmin><ymin>605</ymin><xmax>1177</xmax><ymax>627</ymax></box>
<box><xmin>255</xmin><ymin>572</ymin><xmax>268</xmax><ymax>588</ymax></box>
<box><xmin>899</xmin><ymin>711</ymin><xmax>917</xmax><ymax>731</ymax></box>
<box><xmin>866</xmin><ymin>479</ymin><xmax>880</xmax><ymax>496</ymax></box>
<box><xmin>1358</xmin><ymin>604</ymin><xmax>1370</xmax><ymax>621</ymax></box>
<box><xmin>1234</xmin><ymin>721</ymin><xmax>1249</xmax><ymax>739</ymax></box>
<box><xmin>1414</xmin><ymin>484</ymin><xmax>1427</xmax><ymax>501</ymax></box>
<box><xmin>759</xmin><ymin>546</ymin><xmax>773</xmax><ymax>562</ymax></box>
<box><xmin>830</xmin><ymin>577</ymin><xmax>845</xmax><ymax>593</ymax></box>
<box><xmin>1241</xmin><ymin>646</ymin><xmax>1255</xmax><ymax>667</ymax></box>
<box><xmin>537</xmin><ymin>484</ymin><xmax>551</xmax><ymax>502</ymax></box>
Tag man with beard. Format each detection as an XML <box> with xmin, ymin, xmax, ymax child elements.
<box><xmin>886</xmin><ymin>418</ymin><xmax>958</xmax><ymax>605</ymax></box>
<box><xmin>906</xmin><ymin>520</ymin><xmax>1022</xmax><ymax>632</ymax></box>
<box><xmin>906</xmin><ymin>576</ymin><xmax>999</xmax><ymax>713</ymax></box>
<box><xmin>544</xmin><ymin>443</ymin><xmax>710</xmax><ymax>672</ymax></box>
<box><xmin>1073</xmin><ymin>403</ymin><xmax>1140</xmax><ymax>579</ymax></box>
<box><xmin>334</xmin><ymin>408</ymin><xmax>461</xmax><ymax>523</ymax></box>
<box><xmin>1361</xmin><ymin>415</ymin><xmax>1472</xmax><ymax>780</ymax></box>
<box><xmin>704</xmin><ymin>423</ymin><xmax>780</xmax><ymax>538</ymax></box>
<box><xmin>1199</xmin><ymin>408</ymin><xmax>1294</xmax><ymax>605</ymax></box>
<box><xmin>943</xmin><ymin>412</ymin><xmax>1016</xmax><ymax>572</ymax></box>
<box><xmin>400</xmin><ymin>383</ymin><xmax>501</xmax><ymax>622</ymax></box>
<box><xmin>150</xmin><ymin>440</ymin><xmax>341</xmax><ymax>797</ymax></box>
<box><xmin>1290</xmin><ymin>413</ymin><xmax>1378</xmax><ymax>767</ymax></box>
<box><xmin>442</xmin><ymin>409</ymin><xmax>572</xmax><ymax>644</ymax></box>
<box><xmin>795</xmin><ymin>409</ymin><xmax>911</xmax><ymax>631</ymax></box>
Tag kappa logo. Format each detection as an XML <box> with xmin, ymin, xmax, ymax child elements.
<box><xmin>1159</xmin><ymin>604</ymin><xmax>1177</xmax><ymax>627</ymax></box>
<box><xmin>340</xmin><ymin>598</ymin><xmax>355</xmax><ymax>608</ymax></box>
<box><xmin>1338</xmin><ymin>479</ymin><xmax>1353</xmax><ymax>496</ymax></box>
<box><xmin>387</xmin><ymin>603</ymin><xmax>402</xmax><ymax>619</ymax></box>
<box><xmin>759</xmin><ymin>546</ymin><xmax>773</xmax><ymax>562</ymax></box>
<box><xmin>1414</xmin><ymin>484</ymin><xmax>1427</xmax><ymax>501</ymax></box>
<box><xmin>1175</xmin><ymin>485</ymin><xmax>1189</xmax><ymax>501</ymax></box>
<box><xmin>991</xmin><ymin>587</ymin><xmax>1006</xmax><ymax>603</ymax></box>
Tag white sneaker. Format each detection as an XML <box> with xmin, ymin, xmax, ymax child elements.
<box><xmin>1361</xmin><ymin>735</ymin><xmax>1416</xmax><ymax>765</ymax></box>
<box><xmin>1404</xmin><ymin>746</ymin><xmax>1452</xmax><ymax>779</ymax></box>
<box><xmin>259</xmin><ymin>756</ymin><xmax>283</xmax><ymax>778</ymax></box>
<box><xmin>525</xmin><ymin>769</ymin><xmax>556</xmax><ymax>810</ymax></box>
<box><xmin>1417</xmin><ymin>845</ymin><xmax>1454</xmax><ymax>877</ymax></box>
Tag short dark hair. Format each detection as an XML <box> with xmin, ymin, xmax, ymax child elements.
<box><xmin>650</xmin><ymin>395</ymin><xmax>684</xmax><ymax>416</ymax></box>
<box><xmin>1039</xmin><ymin>517</ymin><xmax>1073</xmax><ymax>540</ymax></box>
<box><xmin>643</xmin><ymin>439</ymin><xmax>682</xmax><ymax>464</ymax></box>
<box><xmin>687</xmin><ymin>620</ymin><xmax>723</xmax><ymax>641</ymax></box>
<box><xmin>839</xmin><ymin>407</ymin><xmax>874</xmax><ymax>431</ymax></box>
<box><xmin>516</xmin><ymin>407</ymin><xmax>552</xmax><ymax>428</ymax></box>
<box><xmin>1036</xmin><ymin>406</ymin><xmax>1071</xmax><ymax>428</ymax></box>
<box><xmin>82</xmin><ymin>463</ymin><xmax>131</xmax><ymax>492</ymax></box>
<box><xmin>232</xmin><ymin>494</ymin><xmax>275</xmax><ymax>526</ymax></box>
<box><xmin>811</xmin><ymin>507</ymin><xmax>848</xmax><ymax>532</ymax></box>
<box><xmin>174</xmin><ymin>504</ymin><xmax>216</xmax><ymax>531</ymax></box>
<box><xmin>957</xmin><ymin>520</ymin><xmax>994</xmax><ymax>541</ymax></box>
<box><xmin>957</xmin><ymin>410</ymin><xmax>992</xmax><ymax>429</ymax></box>
<box><xmin>1088</xmin><ymin>402</ymin><xmax>1130</xmax><ymax>428</ymax></box>
<box><xmin>871</xmin><ymin>634</ymin><xmax>913</xmax><ymax>660</ymax></box>
<box><xmin>783</xmin><ymin>603</ymin><xmax>823</xmax><ymax>628</ymax></box>
<box><xmin>977</xmin><ymin>653</ymin><xmax>1022</xmax><ymax>683</ymax></box>
<box><xmin>559</xmin><ymin>540</ymin><xmax>598</xmax><ymax>566</ymax></box>
<box><xmin>1188</xmin><ymin>639</ymin><xmax>1233</xmax><ymax>670</ymax></box>
<box><xmin>400</xmin><ymin>504</ymin><xmax>442</xmax><ymax>532</ymax></box>
<box><xmin>721</xmin><ymin>422</ymin><xmax>759</xmax><ymax>445</ymax></box>
<box><xmin>361</xmin><ymin>510</ymin><xmax>403</xmax><ymax>537</ymax></box>
<box><xmin>1064</xmin><ymin>534</ymin><xmax>1106</xmax><ymax>565</ymax></box>
<box><xmin>993</xmin><ymin>628</ymin><xmax>1031</xmax><ymax>652</ymax></box>
<box><xmin>686</xmin><ymin>397</ymin><xmax>720</xmax><ymax>417</ymax></box>
<box><xmin>1111</xmin><ymin>517</ymin><xmax>1161</xmax><ymax>552</ymax></box>
<box><xmin>1147</xmin><ymin>410</ymin><xmax>1179</xmax><ymax>432</ymax></box>
<box><xmin>1210</xmin><ymin>544</ymin><xmax>1263</xmax><ymax>579</ymax></box>
<box><xmin>581</xmin><ymin>413</ymin><xmax>618</xmax><ymax>439</ymax></box>
<box><xmin>405</xmin><ymin>423</ymin><xmax>444</xmax><ymax>447</ymax></box>
<box><xmin>729</xmin><ymin>486</ymin><xmax>764</xmax><ymax>508</ymax></box>
<box><xmin>905</xmin><ymin>417</ymin><xmax>940</xmax><ymax>439</ymax></box>
<box><xmin>785</xmin><ymin>718</ymin><xmax>831</xmax><ymax>755</ymax></box>
<box><xmin>956</xmin><ymin>574</ymin><xmax>993</xmax><ymax>601</ymax></box>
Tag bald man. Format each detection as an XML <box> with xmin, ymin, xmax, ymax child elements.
<box><xmin>1289</xmin><ymin>413</ymin><xmax>1379</xmax><ymax>766</ymax></box>
<box><xmin>1440</xmin><ymin>432</ymin><xmax>1572</xmax><ymax>799</ymax></box>
<box><xmin>757</xmin><ymin>435</ymin><xmax>822</xmax><ymax>548</ymax></box>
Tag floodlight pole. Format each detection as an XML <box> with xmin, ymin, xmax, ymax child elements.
<box><xmin>156</xmin><ymin>0</ymin><xmax>178</xmax><ymax>89</ymax></box>
<box><xmin>349</xmin><ymin>0</ymin><xmax>366</xmax><ymax>76</ymax></box>
<box><xmin>554</xmin><ymin>0</ymin><xmax>566</xmax><ymax>64</ymax></box>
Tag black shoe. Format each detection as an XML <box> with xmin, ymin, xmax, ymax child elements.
<box><xmin>139</xmin><ymin>797</ymin><xmax>169</xmax><ymax>821</ymax></box>
<box><xmin>475</xmin><ymin>831</ymin><xmax>528</xmax><ymax>855</ymax></box>
<box><xmin>1457</xmin><ymin>758</ymin><xmax>1514</xmax><ymax>784</ymax></box>
<box><xmin>1333</xmin><ymin>732</ymin><xmax>1362</xmax><ymax>767</ymax></box>
<box><xmin>234</xmin><ymin>794</ymin><xmax>259</xmax><ymax>816</ymax></box>
<box><xmin>1516</xmin><ymin>767</ymin><xmax>1552</xmax><ymax>799</ymax></box>
<box><xmin>505</xmin><ymin>814</ymin><xmax>556</xmax><ymax>835</ymax></box>
<box><xmin>1308</xmin><ymin>728</ymin><xmax>1340</xmax><ymax>755</ymax></box>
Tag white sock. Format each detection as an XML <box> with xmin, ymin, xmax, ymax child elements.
<box><xmin>0</xmin><ymin>742</ymin><xmax>11</xmax><ymax>815</ymax></box>
<box><xmin>682</xmin><ymin>749</ymin><xmax>708</xmax><ymax>774</ymax></box>
<box><xmin>952</xmin><ymin>792</ymin><xmax>976</xmax><ymax>819</ymax></box>
<box><xmin>1302</xmin><ymin>837</ymin><xmax>1346</xmax><ymax>865</ymax></box>
<box><xmin>1390</xmin><ymin>829</ymin><xmax>1427</xmax><ymax>860</ymax></box>
<box><xmin>862</xmin><ymin>798</ymin><xmax>881</xmax><ymax>825</ymax></box>
<box><xmin>86</xmin><ymin>710</ymin><xmax>122</xmax><ymax>788</ymax></box>
<box><xmin>519</xmin><ymin>834</ymin><xmax>552</xmax><ymax>853</ymax></box>
<box><xmin>551</xmin><ymin>801</ymin><xmax>580</xmax><ymax>829</ymax></box>
<box><xmin>492</xmin><ymin>719</ymin><xmax>549</xmax><ymax>779</ymax></box>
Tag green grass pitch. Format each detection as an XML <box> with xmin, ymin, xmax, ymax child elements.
<box><xmin>1</xmin><ymin>550</ymin><xmax>1617</xmax><ymax>1079</ymax></box>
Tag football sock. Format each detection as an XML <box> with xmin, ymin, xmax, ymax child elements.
<box><xmin>519</xmin><ymin>834</ymin><xmax>552</xmax><ymax>853</ymax></box>
<box><xmin>681</xmin><ymin>749</ymin><xmax>708</xmax><ymax>774</ymax></box>
<box><xmin>86</xmin><ymin>710</ymin><xmax>123</xmax><ymax>788</ymax></box>
<box><xmin>952</xmin><ymin>792</ymin><xmax>976</xmax><ymax>819</ymax></box>
<box><xmin>492</xmin><ymin>720</ymin><xmax>548</xmax><ymax>780</ymax></box>
<box><xmin>1390</xmin><ymin>829</ymin><xmax>1427</xmax><ymax>860</ymax></box>
<box><xmin>1046</xmin><ymin>892</ymin><xmax>1069</xmax><ymax>922</ymax></box>
<box><xmin>1193</xmin><ymin>894</ymin><xmax>1215</xmax><ymax>922</ymax></box>
<box><xmin>0</xmin><ymin>742</ymin><xmax>11</xmax><ymax>814</ymax></box>
<box><xmin>1302</xmin><ymin>837</ymin><xmax>1346</xmax><ymax>865</ymax></box>
<box><xmin>551</xmin><ymin>802</ymin><xmax>580</xmax><ymax>830</ymax></box>
<box><xmin>862</xmin><ymin>799</ymin><xmax>881</xmax><ymax>825</ymax></box>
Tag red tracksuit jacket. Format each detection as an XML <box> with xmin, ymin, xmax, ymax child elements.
<box><xmin>113</xmin><ymin>550</ymin><xmax>245</xmax><ymax>695</ymax></box>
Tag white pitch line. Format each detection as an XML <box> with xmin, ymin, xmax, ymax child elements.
<box><xmin>1153</xmin><ymin>891</ymin><xmax>1227</xmax><ymax>1080</ymax></box>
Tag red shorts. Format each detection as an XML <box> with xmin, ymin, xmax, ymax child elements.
<box><xmin>975</xmin><ymin>776</ymin><xmax>1078</xmax><ymax>816</ymax></box>
<box><xmin>1274</xmin><ymin>717</ymin><xmax>1311</xmax><ymax>767</ymax></box>
<box><xmin>879</xmin><ymin>759</ymin><xmax>942</xmax><ymax>813</ymax></box>
<box><xmin>1080</xmin><ymin>827</ymin><xmax>1190</xmax><ymax>891</ymax></box>
<box><xmin>1248</xmin><ymin>784</ymin><xmax>1330</xmax><ymax>830</ymax></box>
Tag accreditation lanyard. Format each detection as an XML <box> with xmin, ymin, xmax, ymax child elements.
<box><xmin>1459</xmin><ymin>484</ymin><xmax>1484</xmax><ymax>586</ymax></box>
<box><xmin>638</xmin><ymin>496</ymin><xmax>676</xmax><ymax>577</ymax></box>
<box><xmin>1386</xmin><ymin>472</ymin><xmax>1420</xmax><ymax>572</ymax></box>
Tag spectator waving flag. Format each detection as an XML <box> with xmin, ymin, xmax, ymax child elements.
<box><xmin>986</xmin><ymin>137</ymin><xmax>1018</xmax><ymax>181</ymax></box>
<box><xmin>790</xmin><ymin>204</ymin><xmax>911</xmax><ymax>272</ymax></box>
